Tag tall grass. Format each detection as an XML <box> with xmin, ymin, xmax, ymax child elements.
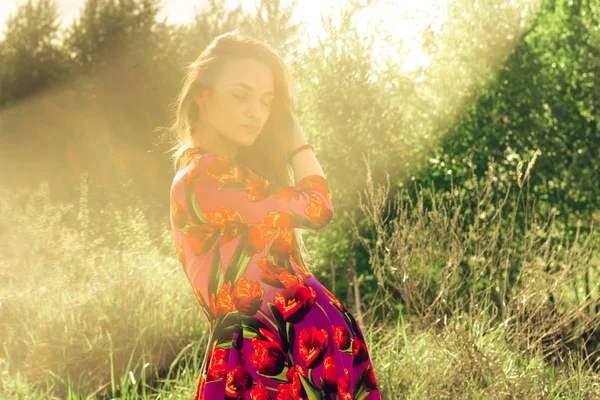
<box><xmin>0</xmin><ymin>155</ymin><xmax>599</xmax><ymax>398</ymax></box>
<box><xmin>0</xmin><ymin>174</ymin><xmax>208</xmax><ymax>398</ymax></box>
<box><xmin>350</xmin><ymin>152</ymin><xmax>600</xmax><ymax>397</ymax></box>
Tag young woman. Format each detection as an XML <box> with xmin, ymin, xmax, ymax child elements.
<box><xmin>167</xmin><ymin>30</ymin><xmax>381</xmax><ymax>400</ymax></box>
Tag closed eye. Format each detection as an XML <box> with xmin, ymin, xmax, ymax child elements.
<box><xmin>234</xmin><ymin>92</ymin><xmax>273</xmax><ymax>106</ymax></box>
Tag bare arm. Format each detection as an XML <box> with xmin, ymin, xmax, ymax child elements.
<box><xmin>288</xmin><ymin>113</ymin><xmax>327</xmax><ymax>183</ymax></box>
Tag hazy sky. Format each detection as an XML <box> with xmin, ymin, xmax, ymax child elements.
<box><xmin>0</xmin><ymin>0</ymin><xmax>448</xmax><ymax>71</ymax></box>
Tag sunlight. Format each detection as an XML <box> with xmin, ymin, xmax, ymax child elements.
<box><xmin>287</xmin><ymin>0</ymin><xmax>450</xmax><ymax>73</ymax></box>
<box><xmin>155</xmin><ymin>0</ymin><xmax>449</xmax><ymax>73</ymax></box>
<box><xmin>1</xmin><ymin>0</ymin><xmax>449</xmax><ymax>75</ymax></box>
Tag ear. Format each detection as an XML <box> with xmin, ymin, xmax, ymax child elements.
<box><xmin>191</xmin><ymin>85</ymin><xmax>212</xmax><ymax>107</ymax></box>
<box><xmin>192</xmin><ymin>95</ymin><xmax>204</xmax><ymax>108</ymax></box>
<box><xmin>192</xmin><ymin>91</ymin><xmax>209</xmax><ymax>107</ymax></box>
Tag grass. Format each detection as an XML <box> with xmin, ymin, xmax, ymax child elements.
<box><xmin>1</xmin><ymin>154</ymin><xmax>599</xmax><ymax>398</ymax></box>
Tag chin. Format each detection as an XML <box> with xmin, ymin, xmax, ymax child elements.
<box><xmin>228</xmin><ymin>126</ymin><xmax>263</xmax><ymax>147</ymax></box>
<box><xmin>237</xmin><ymin>134</ymin><xmax>261</xmax><ymax>147</ymax></box>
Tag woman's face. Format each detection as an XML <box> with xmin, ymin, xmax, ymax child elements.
<box><xmin>194</xmin><ymin>57</ymin><xmax>275</xmax><ymax>147</ymax></box>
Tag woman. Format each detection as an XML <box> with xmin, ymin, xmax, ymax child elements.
<box><xmin>167</xmin><ymin>30</ymin><xmax>381</xmax><ymax>400</ymax></box>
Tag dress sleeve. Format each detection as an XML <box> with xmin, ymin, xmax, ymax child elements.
<box><xmin>184</xmin><ymin>153</ymin><xmax>334</xmax><ymax>230</ymax></box>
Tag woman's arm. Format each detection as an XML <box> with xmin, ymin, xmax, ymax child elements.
<box><xmin>287</xmin><ymin>113</ymin><xmax>327</xmax><ymax>183</ymax></box>
<box><xmin>186</xmin><ymin>153</ymin><xmax>334</xmax><ymax>230</ymax></box>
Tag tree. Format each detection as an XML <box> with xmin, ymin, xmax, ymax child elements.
<box><xmin>63</xmin><ymin>0</ymin><xmax>162</xmax><ymax>72</ymax></box>
<box><xmin>0</xmin><ymin>0</ymin><xmax>71</xmax><ymax>107</ymax></box>
<box><xmin>240</xmin><ymin>0</ymin><xmax>303</xmax><ymax>57</ymax></box>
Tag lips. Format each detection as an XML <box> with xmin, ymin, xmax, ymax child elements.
<box><xmin>242</xmin><ymin>124</ymin><xmax>260</xmax><ymax>131</ymax></box>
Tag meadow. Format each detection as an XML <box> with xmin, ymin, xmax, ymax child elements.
<box><xmin>1</xmin><ymin>155</ymin><xmax>599</xmax><ymax>399</ymax></box>
<box><xmin>1</xmin><ymin>0</ymin><xmax>600</xmax><ymax>398</ymax></box>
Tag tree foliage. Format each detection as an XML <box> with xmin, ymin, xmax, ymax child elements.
<box><xmin>0</xmin><ymin>0</ymin><xmax>70</xmax><ymax>107</ymax></box>
<box><xmin>0</xmin><ymin>0</ymin><xmax>598</xmax><ymax>328</ymax></box>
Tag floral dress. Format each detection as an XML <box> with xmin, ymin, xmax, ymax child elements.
<box><xmin>169</xmin><ymin>147</ymin><xmax>382</xmax><ymax>400</ymax></box>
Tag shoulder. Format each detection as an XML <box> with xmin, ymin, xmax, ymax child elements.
<box><xmin>184</xmin><ymin>153</ymin><xmax>249</xmax><ymax>186</ymax></box>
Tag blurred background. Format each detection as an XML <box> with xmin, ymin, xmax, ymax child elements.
<box><xmin>1</xmin><ymin>0</ymin><xmax>600</xmax><ymax>398</ymax></box>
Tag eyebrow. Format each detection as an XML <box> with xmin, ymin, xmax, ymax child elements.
<box><xmin>231</xmin><ymin>82</ymin><xmax>274</xmax><ymax>96</ymax></box>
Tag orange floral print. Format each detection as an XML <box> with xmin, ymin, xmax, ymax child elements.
<box><xmin>246</xmin><ymin>172</ymin><xmax>273</xmax><ymax>201</ymax></box>
<box><xmin>170</xmin><ymin>196</ymin><xmax>187</xmax><ymax>229</ymax></box>
<box><xmin>246</xmin><ymin>225</ymin><xmax>278</xmax><ymax>253</ymax></box>
<box><xmin>231</xmin><ymin>276</ymin><xmax>264</xmax><ymax>316</ymax></box>
<box><xmin>271</xmin><ymin>229</ymin><xmax>293</xmax><ymax>254</ymax></box>
<box><xmin>332</xmin><ymin>325</ymin><xmax>352</xmax><ymax>351</ymax></box>
<box><xmin>263</xmin><ymin>211</ymin><xmax>294</xmax><ymax>228</ymax></box>
<box><xmin>206</xmin><ymin>347</ymin><xmax>228</xmax><ymax>381</ymax></box>
<box><xmin>209</xmin><ymin>281</ymin><xmax>235</xmax><ymax>318</ymax></box>
<box><xmin>205</xmin><ymin>157</ymin><xmax>244</xmax><ymax>184</ymax></box>
<box><xmin>276</xmin><ymin>364</ymin><xmax>307</xmax><ymax>400</ymax></box>
<box><xmin>322</xmin><ymin>284</ymin><xmax>344</xmax><ymax>311</ymax></box>
<box><xmin>169</xmin><ymin>150</ymin><xmax>382</xmax><ymax>400</ymax></box>
<box><xmin>222</xmin><ymin>223</ymin><xmax>241</xmax><ymax>246</ymax></box>
<box><xmin>174</xmin><ymin>241</ymin><xmax>186</xmax><ymax>268</ymax></box>
<box><xmin>250</xmin><ymin>327</ymin><xmax>287</xmax><ymax>375</ymax></box>
<box><xmin>258</xmin><ymin>256</ymin><xmax>302</xmax><ymax>289</ymax></box>
<box><xmin>186</xmin><ymin>225</ymin><xmax>217</xmax><ymax>254</ymax></box>
<box><xmin>204</xmin><ymin>207</ymin><xmax>239</xmax><ymax>227</ymax></box>
<box><xmin>224</xmin><ymin>365</ymin><xmax>252</xmax><ymax>398</ymax></box>
<box><xmin>248</xmin><ymin>377</ymin><xmax>270</xmax><ymax>399</ymax></box>
<box><xmin>298</xmin><ymin>326</ymin><xmax>329</xmax><ymax>368</ymax></box>
<box><xmin>304</xmin><ymin>193</ymin><xmax>334</xmax><ymax>225</ymax></box>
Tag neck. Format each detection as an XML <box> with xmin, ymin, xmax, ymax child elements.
<box><xmin>190</xmin><ymin>123</ymin><xmax>239</xmax><ymax>159</ymax></box>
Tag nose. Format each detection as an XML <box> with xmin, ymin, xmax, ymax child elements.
<box><xmin>245</xmin><ymin>98</ymin><xmax>265</xmax><ymax>121</ymax></box>
<box><xmin>249</xmin><ymin>97</ymin><xmax>262</xmax><ymax>112</ymax></box>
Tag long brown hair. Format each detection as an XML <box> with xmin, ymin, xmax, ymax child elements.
<box><xmin>161</xmin><ymin>29</ymin><xmax>315</xmax><ymax>274</ymax></box>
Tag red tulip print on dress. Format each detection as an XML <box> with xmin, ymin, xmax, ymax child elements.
<box><xmin>170</xmin><ymin>148</ymin><xmax>382</xmax><ymax>399</ymax></box>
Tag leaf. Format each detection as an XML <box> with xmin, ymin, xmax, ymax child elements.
<box><xmin>240</xmin><ymin>315</ymin><xmax>271</xmax><ymax>338</ymax></box>
<box><xmin>268</xmin><ymin>303</ymin><xmax>286</xmax><ymax>330</ymax></box>
<box><xmin>266</xmin><ymin>302</ymin><xmax>289</xmax><ymax>354</ymax></box>
<box><xmin>242</xmin><ymin>327</ymin><xmax>258</xmax><ymax>340</ymax></box>
<box><xmin>341</xmin><ymin>347</ymin><xmax>353</xmax><ymax>355</ymax></box>
<box><xmin>214</xmin><ymin>340</ymin><xmax>233</xmax><ymax>350</ymax></box>
<box><xmin>223</xmin><ymin>239</ymin><xmax>252</xmax><ymax>287</ymax></box>
<box><xmin>207</xmin><ymin>246</ymin><xmax>224</xmax><ymax>300</ymax></box>
<box><xmin>201</xmin><ymin>229</ymin><xmax>220</xmax><ymax>254</ymax></box>
<box><xmin>356</xmin><ymin>389</ymin><xmax>371</xmax><ymax>400</ymax></box>
<box><xmin>286</xmin><ymin>322</ymin><xmax>296</xmax><ymax>357</ymax></box>
<box><xmin>281</xmin><ymin>257</ymin><xmax>296</xmax><ymax>274</ymax></box>
<box><xmin>184</xmin><ymin>178</ymin><xmax>207</xmax><ymax>225</ymax></box>
<box><xmin>288</xmin><ymin>209</ymin><xmax>322</xmax><ymax>230</ymax></box>
<box><xmin>344</xmin><ymin>309</ymin><xmax>362</xmax><ymax>338</ymax></box>
<box><xmin>298</xmin><ymin>373</ymin><xmax>325</xmax><ymax>400</ymax></box>
<box><xmin>218</xmin><ymin>181</ymin><xmax>248</xmax><ymax>190</ymax></box>
<box><xmin>214</xmin><ymin>312</ymin><xmax>242</xmax><ymax>342</ymax></box>
<box><xmin>352</xmin><ymin>364</ymin><xmax>371</xmax><ymax>399</ymax></box>
<box><xmin>258</xmin><ymin>366</ymin><xmax>289</xmax><ymax>383</ymax></box>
